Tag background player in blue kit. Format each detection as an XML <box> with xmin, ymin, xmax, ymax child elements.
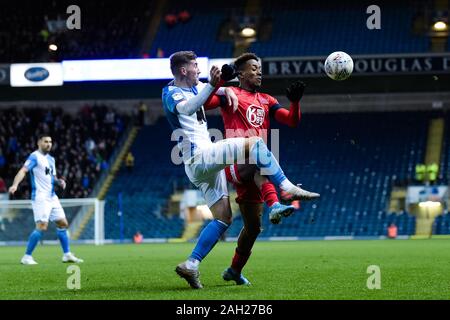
<box><xmin>9</xmin><ymin>135</ymin><xmax>84</xmax><ymax>265</ymax></box>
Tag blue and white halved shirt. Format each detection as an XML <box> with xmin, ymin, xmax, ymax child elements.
<box><xmin>24</xmin><ymin>150</ymin><xmax>57</xmax><ymax>200</ymax></box>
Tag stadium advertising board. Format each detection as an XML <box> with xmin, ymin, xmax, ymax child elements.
<box><xmin>10</xmin><ymin>63</ymin><xmax>63</xmax><ymax>87</ymax></box>
<box><xmin>0</xmin><ymin>64</ymin><xmax>10</xmax><ymax>85</ymax></box>
<box><xmin>62</xmin><ymin>58</ymin><xmax>209</xmax><ymax>81</ymax></box>
<box><xmin>263</xmin><ymin>53</ymin><xmax>450</xmax><ymax>77</ymax></box>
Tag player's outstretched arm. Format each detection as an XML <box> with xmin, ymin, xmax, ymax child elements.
<box><xmin>273</xmin><ymin>80</ymin><xmax>306</xmax><ymax>128</ymax></box>
<box><xmin>175</xmin><ymin>66</ymin><xmax>221</xmax><ymax>116</ymax></box>
<box><xmin>204</xmin><ymin>87</ymin><xmax>238</xmax><ymax>111</ymax></box>
<box><xmin>8</xmin><ymin>167</ymin><xmax>28</xmax><ymax>195</ymax></box>
<box><xmin>205</xmin><ymin>64</ymin><xmax>238</xmax><ymax>111</ymax></box>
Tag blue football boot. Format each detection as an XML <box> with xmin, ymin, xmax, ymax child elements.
<box><xmin>222</xmin><ymin>267</ymin><xmax>251</xmax><ymax>286</ymax></box>
<box><xmin>268</xmin><ymin>202</ymin><xmax>295</xmax><ymax>224</ymax></box>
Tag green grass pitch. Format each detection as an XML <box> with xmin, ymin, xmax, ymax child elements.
<box><xmin>1</xmin><ymin>239</ymin><xmax>449</xmax><ymax>300</ymax></box>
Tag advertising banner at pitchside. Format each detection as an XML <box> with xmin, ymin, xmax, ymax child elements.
<box><xmin>62</xmin><ymin>58</ymin><xmax>209</xmax><ymax>81</ymax></box>
<box><xmin>10</xmin><ymin>63</ymin><xmax>63</xmax><ymax>87</ymax></box>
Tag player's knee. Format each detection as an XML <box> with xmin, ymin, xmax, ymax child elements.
<box><xmin>37</xmin><ymin>223</ymin><xmax>48</xmax><ymax>231</ymax></box>
<box><xmin>218</xmin><ymin>216</ymin><xmax>232</xmax><ymax>226</ymax></box>
<box><xmin>57</xmin><ymin>220</ymin><xmax>69</xmax><ymax>228</ymax></box>
<box><xmin>246</xmin><ymin>224</ymin><xmax>262</xmax><ymax>238</ymax></box>
<box><xmin>247</xmin><ymin>136</ymin><xmax>263</xmax><ymax>150</ymax></box>
<box><xmin>59</xmin><ymin>222</ymin><xmax>68</xmax><ymax>229</ymax></box>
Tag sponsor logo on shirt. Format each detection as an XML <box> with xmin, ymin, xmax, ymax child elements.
<box><xmin>172</xmin><ymin>92</ymin><xmax>184</xmax><ymax>101</ymax></box>
<box><xmin>246</xmin><ymin>104</ymin><xmax>265</xmax><ymax>128</ymax></box>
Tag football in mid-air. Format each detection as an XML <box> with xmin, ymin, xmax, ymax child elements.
<box><xmin>324</xmin><ymin>51</ymin><xmax>353</xmax><ymax>81</ymax></box>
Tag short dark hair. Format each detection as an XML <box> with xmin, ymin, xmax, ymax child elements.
<box><xmin>38</xmin><ymin>134</ymin><xmax>51</xmax><ymax>141</ymax></box>
<box><xmin>234</xmin><ymin>53</ymin><xmax>260</xmax><ymax>71</ymax></box>
<box><xmin>170</xmin><ymin>51</ymin><xmax>197</xmax><ymax>75</ymax></box>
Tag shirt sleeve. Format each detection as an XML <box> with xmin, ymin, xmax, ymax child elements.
<box><xmin>51</xmin><ymin>157</ymin><xmax>57</xmax><ymax>176</ymax></box>
<box><xmin>24</xmin><ymin>154</ymin><xmax>37</xmax><ymax>171</ymax></box>
<box><xmin>164</xmin><ymin>88</ymin><xmax>186</xmax><ymax>114</ymax></box>
<box><xmin>268</xmin><ymin>95</ymin><xmax>282</xmax><ymax>118</ymax></box>
<box><xmin>195</xmin><ymin>82</ymin><xmax>206</xmax><ymax>91</ymax></box>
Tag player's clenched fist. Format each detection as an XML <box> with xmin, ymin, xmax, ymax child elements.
<box><xmin>209</xmin><ymin>65</ymin><xmax>221</xmax><ymax>87</ymax></box>
<box><xmin>221</xmin><ymin>64</ymin><xmax>238</xmax><ymax>82</ymax></box>
<box><xmin>58</xmin><ymin>178</ymin><xmax>66</xmax><ymax>190</ymax></box>
<box><xmin>8</xmin><ymin>185</ymin><xmax>17</xmax><ymax>195</ymax></box>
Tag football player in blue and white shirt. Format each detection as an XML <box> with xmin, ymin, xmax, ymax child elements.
<box><xmin>9</xmin><ymin>135</ymin><xmax>83</xmax><ymax>265</ymax></box>
<box><xmin>162</xmin><ymin>51</ymin><xmax>319</xmax><ymax>289</ymax></box>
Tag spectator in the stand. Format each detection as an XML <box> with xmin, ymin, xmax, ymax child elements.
<box><xmin>85</xmin><ymin>137</ymin><xmax>96</xmax><ymax>155</ymax></box>
<box><xmin>387</xmin><ymin>223</ymin><xmax>398</xmax><ymax>239</ymax></box>
<box><xmin>116</xmin><ymin>116</ymin><xmax>125</xmax><ymax>133</ymax></box>
<box><xmin>427</xmin><ymin>163</ymin><xmax>439</xmax><ymax>184</ymax></box>
<box><xmin>105</xmin><ymin>109</ymin><xmax>115</xmax><ymax>124</ymax></box>
<box><xmin>157</xmin><ymin>48</ymin><xmax>165</xmax><ymax>58</ymax></box>
<box><xmin>125</xmin><ymin>152</ymin><xmax>135</xmax><ymax>172</ymax></box>
<box><xmin>98</xmin><ymin>140</ymin><xmax>106</xmax><ymax>152</ymax></box>
<box><xmin>415</xmin><ymin>163</ymin><xmax>426</xmax><ymax>183</ymax></box>
<box><xmin>7</xmin><ymin>136</ymin><xmax>18</xmax><ymax>154</ymax></box>
<box><xmin>82</xmin><ymin>174</ymin><xmax>90</xmax><ymax>189</ymax></box>
<box><xmin>165</xmin><ymin>13</ymin><xmax>177</xmax><ymax>27</ymax></box>
<box><xmin>44</xmin><ymin>110</ymin><xmax>53</xmax><ymax>123</ymax></box>
<box><xmin>133</xmin><ymin>231</ymin><xmax>143</xmax><ymax>244</ymax></box>
<box><xmin>0</xmin><ymin>176</ymin><xmax>7</xmax><ymax>193</ymax></box>
<box><xmin>178</xmin><ymin>10</ymin><xmax>191</xmax><ymax>23</ymax></box>
<box><xmin>138</xmin><ymin>102</ymin><xmax>147</xmax><ymax>127</ymax></box>
<box><xmin>101</xmin><ymin>159</ymin><xmax>109</xmax><ymax>171</ymax></box>
<box><xmin>39</xmin><ymin>28</ymin><xmax>49</xmax><ymax>42</ymax></box>
<box><xmin>0</xmin><ymin>150</ymin><xmax>6</xmax><ymax>174</ymax></box>
<box><xmin>0</xmin><ymin>106</ymin><xmax>128</xmax><ymax>199</ymax></box>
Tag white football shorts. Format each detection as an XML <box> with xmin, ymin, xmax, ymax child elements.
<box><xmin>184</xmin><ymin>137</ymin><xmax>247</xmax><ymax>208</ymax></box>
<box><xmin>32</xmin><ymin>194</ymin><xmax>66</xmax><ymax>223</ymax></box>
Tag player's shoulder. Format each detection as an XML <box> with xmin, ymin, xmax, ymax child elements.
<box><xmin>258</xmin><ymin>92</ymin><xmax>278</xmax><ymax>105</ymax></box>
<box><xmin>229</xmin><ymin>86</ymin><xmax>240</xmax><ymax>94</ymax></box>
<box><xmin>28</xmin><ymin>150</ymin><xmax>39</xmax><ymax>159</ymax></box>
<box><xmin>258</xmin><ymin>91</ymin><xmax>276</xmax><ymax>100</ymax></box>
<box><xmin>162</xmin><ymin>81</ymin><xmax>184</xmax><ymax>99</ymax></box>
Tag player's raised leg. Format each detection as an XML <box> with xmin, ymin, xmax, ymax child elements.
<box><xmin>244</xmin><ymin>136</ymin><xmax>320</xmax><ymax>200</ymax></box>
<box><xmin>254</xmin><ymin>172</ymin><xmax>295</xmax><ymax>224</ymax></box>
<box><xmin>220</xmin><ymin>136</ymin><xmax>320</xmax><ymax>201</ymax></box>
<box><xmin>228</xmin><ymin>164</ymin><xmax>295</xmax><ymax>224</ymax></box>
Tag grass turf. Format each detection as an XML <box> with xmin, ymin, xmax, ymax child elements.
<box><xmin>1</xmin><ymin>239</ymin><xmax>449</xmax><ymax>300</ymax></box>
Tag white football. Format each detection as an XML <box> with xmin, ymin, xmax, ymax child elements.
<box><xmin>324</xmin><ymin>51</ymin><xmax>353</xmax><ymax>81</ymax></box>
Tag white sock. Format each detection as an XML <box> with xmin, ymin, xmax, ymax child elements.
<box><xmin>186</xmin><ymin>258</ymin><xmax>200</xmax><ymax>270</ymax></box>
<box><xmin>280</xmin><ymin>179</ymin><xmax>296</xmax><ymax>192</ymax></box>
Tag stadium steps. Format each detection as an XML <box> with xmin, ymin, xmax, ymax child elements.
<box><xmin>409</xmin><ymin>118</ymin><xmax>445</xmax><ymax>235</ymax></box>
<box><xmin>410</xmin><ymin>203</ymin><xmax>443</xmax><ymax>236</ymax></box>
<box><xmin>181</xmin><ymin>221</ymin><xmax>204</xmax><ymax>241</ymax></box>
<box><xmin>140</xmin><ymin>0</ymin><xmax>167</xmax><ymax>55</ymax></box>
<box><xmin>388</xmin><ymin>187</ymin><xmax>407</xmax><ymax>212</ymax></box>
<box><xmin>425</xmin><ymin>118</ymin><xmax>444</xmax><ymax>166</ymax></box>
<box><xmin>71</xmin><ymin>126</ymin><xmax>140</xmax><ymax>240</ymax></box>
<box><xmin>232</xmin><ymin>0</ymin><xmax>261</xmax><ymax>57</ymax></box>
